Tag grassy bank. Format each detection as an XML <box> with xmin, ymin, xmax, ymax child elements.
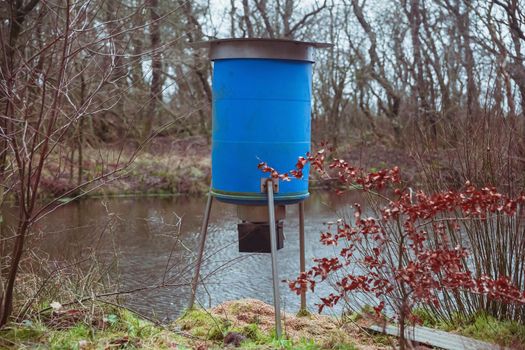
<box><xmin>0</xmin><ymin>305</ymin><xmax>190</xmax><ymax>349</ymax></box>
<box><xmin>1</xmin><ymin>299</ymin><xmax>387</xmax><ymax>350</ymax></box>
<box><xmin>35</xmin><ymin>137</ymin><xmax>423</xmax><ymax>200</ymax></box>
<box><xmin>413</xmin><ymin>308</ymin><xmax>525</xmax><ymax>348</ymax></box>
<box><xmin>177</xmin><ymin>299</ymin><xmax>385</xmax><ymax>350</ymax></box>
<box><xmin>3</xmin><ymin>298</ymin><xmax>524</xmax><ymax>349</ymax></box>
<box><xmin>39</xmin><ymin>145</ymin><xmax>211</xmax><ymax>199</ymax></box>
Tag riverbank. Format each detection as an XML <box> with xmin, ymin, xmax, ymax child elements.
<box><xmin>36</xmin><ymin>136</ymin><xmax>425</xmax><ymax>200</ymax></box>
<box><xmin>0</xmin><ymin>299</ymin><xmax>389</xmax><ymax>349</ymax></box>
<box><xmin>38</xmin><ymin>136</ymin><xmax>212</xmax><ymax>199</ymax></box>
<box><xmin>3</xmin><ymin>298</ymin><xmax>524</xmax><ymax>349</ymax></box>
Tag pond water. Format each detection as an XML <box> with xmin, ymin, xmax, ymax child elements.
<box><xmin>4</xmin><ymin>191</ymin><xmax>367</xmax><ymax>321</ymax></box>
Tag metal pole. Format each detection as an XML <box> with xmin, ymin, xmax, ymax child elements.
<box><xmin>188</xmin><ymin>191</ymin><xmax>213</xmax><ymax>309</ymax></box>
<box><xmin>267</xmin><ymin>179</ymin><xmax>282</xmax><ymax>339</ymax></box>
<box><xmin>299</xmin><ymin>201</ymin><xmax>306</xmax><ymax>312</ymax></box>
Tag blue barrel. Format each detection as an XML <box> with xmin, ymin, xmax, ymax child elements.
<box><xmin>197</xmin><ymin>39</ymin><xmax>330</xmax><ymax>204</ymax></box>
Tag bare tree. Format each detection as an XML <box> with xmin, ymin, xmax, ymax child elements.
<box><xmin>491</xmin><ymin>0</ymin><xmax>525</xmax><ymax>116</ymax></box>
<box><xmin>349</xmin><ymin>0</ymin><xmax>402</xmax><ymax>134</ymax></box>
<box><xmin>0</xmin><ymin>0</ymin><xmax>181</xmax><ymax>326</ymax></box>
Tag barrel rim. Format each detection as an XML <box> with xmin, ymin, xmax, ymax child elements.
<box><xmin>191</xmin><ymin>38</ymin><xmax>332</xmax><ymax>62</ymax></box>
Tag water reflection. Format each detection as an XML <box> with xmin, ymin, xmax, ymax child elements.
<box><xmin>4</xmin><ymin>191</ymin><xmax>365</xmax><ymax>320</ymax></box>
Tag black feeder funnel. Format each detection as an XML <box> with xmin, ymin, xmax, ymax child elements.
<box><xmin>237</xmin><ymin>205</ymin><xmax>285</xmax><ymax>253</ymax></box>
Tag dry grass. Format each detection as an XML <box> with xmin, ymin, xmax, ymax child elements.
<box><xmin>203</xmin><ymin>299</ymin><xmax>389</xmax><ymax>349</ymax></box>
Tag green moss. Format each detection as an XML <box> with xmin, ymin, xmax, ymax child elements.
<box><xmin>370</xmin><ymin>332</ymin><xmax>392</xmax><ymax>346</ymax></box>
<box><xmin>271</xmin><ymin>337</ymin><xmax>293</xmax><ymax>349</ymax></box>
<box><xmin>296</xmin><ymin>308</ymin><xmax>311</xmax><ymax>317</ymax></box>
<box><xmin>343</xmin><ymin>304</ymin><xmax>383</xmax><ymax>324</ymax></box>
<box><xmin>2</xmin><ymin>303</ymin><xmax>364</xmax><ymax>350</ymax></box>
<box><xmin>0</xmin><ymin>321</ymin><xmax>46</xmax><ymax>344</ymax></box>
<box><xmin>176</xmin><ymin>306</ymin><xmax>361</xmax><ymax>350</ymax></box>
<box><xmin>48</xmin><ymin>324</ymin><xmax>93</xmax><ymax>349</ymax></box>
<box><xmin>1</xmin><ymin>305</ymin><xmax>191</xmax><ymax>350</ymax></box>
<box><xmin>410</xmin><ymin>308</ymin><xmax>462</xmax><ymax>332</ymax></box>
<box><xmin>412</xmin><ymin>308</ymin><xmax>442</xmax><ymax>328</ymax></box>
<box><xmin>462</xmin><ymin>314</ymin><xmax>525</xmax><ymax>346</ymax></box>
<box><xmin>176</xmin><ymin>308</ymin><xmax>227</xmax><ymax>340</ymax></box>
<box><xmin>178</xmin><ymin>309</ymin><xmax>271</xmax><ymax>346</ymax></box>
<box><xmin>331</xmin><ymin>344</ymin><xmax>357</xmax><ymax>350</ymax></box>
<box><xmin>344</xmin><ymin>311</ymin><xmax>362</xmax><ymax>323</ymax></box>
<box><xmin>262</xmin><ymin>337</ymin><xmax>356</xmax><ymax>350</ymax></box>
<box><xmin>412</xmin><ymin>308</ymin><xmax>525</xmax><ymax>347</ymax></box>
<box><xmin>239</xmin><ymin>323</ymin><xmax>268</xmax><ymax>342</ymax></box>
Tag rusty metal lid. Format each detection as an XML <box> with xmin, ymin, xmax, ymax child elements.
<box><xmin>191</xmin><ymin>38</ymin><xmax>332</xmax><ymax>62</ymax></box>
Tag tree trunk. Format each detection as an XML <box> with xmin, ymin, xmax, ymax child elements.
<box><xmin>406</xmin><ymin>0</ymin><xmax>435</xmax><ymax>139</ymax></box>
<box><xmin>144</xmin><ymin>0</ymin><xmax>162</xmax><ymax>138</ymax></box>
<box><xmin>0</xmin><ymin>220</ymin><xmax>29</xmax><ymax>327</ymax></box>
<box><xmin>0</xmin><ymin>0</ymin><xmax>40</xmax><ymax>327</ymax></box>
<box><xmin>457</xmin><ymin>0</ymin><xmax>478</xmax><ymax>120</ymax></box>
<box><xmin>241</xmin><ymin>0</ymin><xmax>254</xmax><ymax>37</ymax></box>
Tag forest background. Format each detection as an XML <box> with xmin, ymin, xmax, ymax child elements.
<box><xmin>3</xmin><ymin>0</ymin><xmax>525</xmax><ymax>201</ymax></box>
<box><xmin>1</xmin><ymin>0</ymin><xmax>525</xmax><ymax>343</ymax></box>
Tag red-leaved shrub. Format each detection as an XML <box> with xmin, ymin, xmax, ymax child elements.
<box><xmin>260</xmin><ymin>149</ymin><xmax>525</xmax><ymax>348</ymax></box>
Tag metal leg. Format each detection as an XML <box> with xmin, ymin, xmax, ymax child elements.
<box><xmin>267</xmin><ymin>179</ymin><xmax>282</xmax><ymax>339</ymax></box>
<box><xmin>188</xmin><ymin>192</ymin><xmax>213</xmax><ymax>309</ymax></box>
<box><xmin>299</xmin><ymin>202</ymin><xmax>306</xmax><ymax>312</ymax></box>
